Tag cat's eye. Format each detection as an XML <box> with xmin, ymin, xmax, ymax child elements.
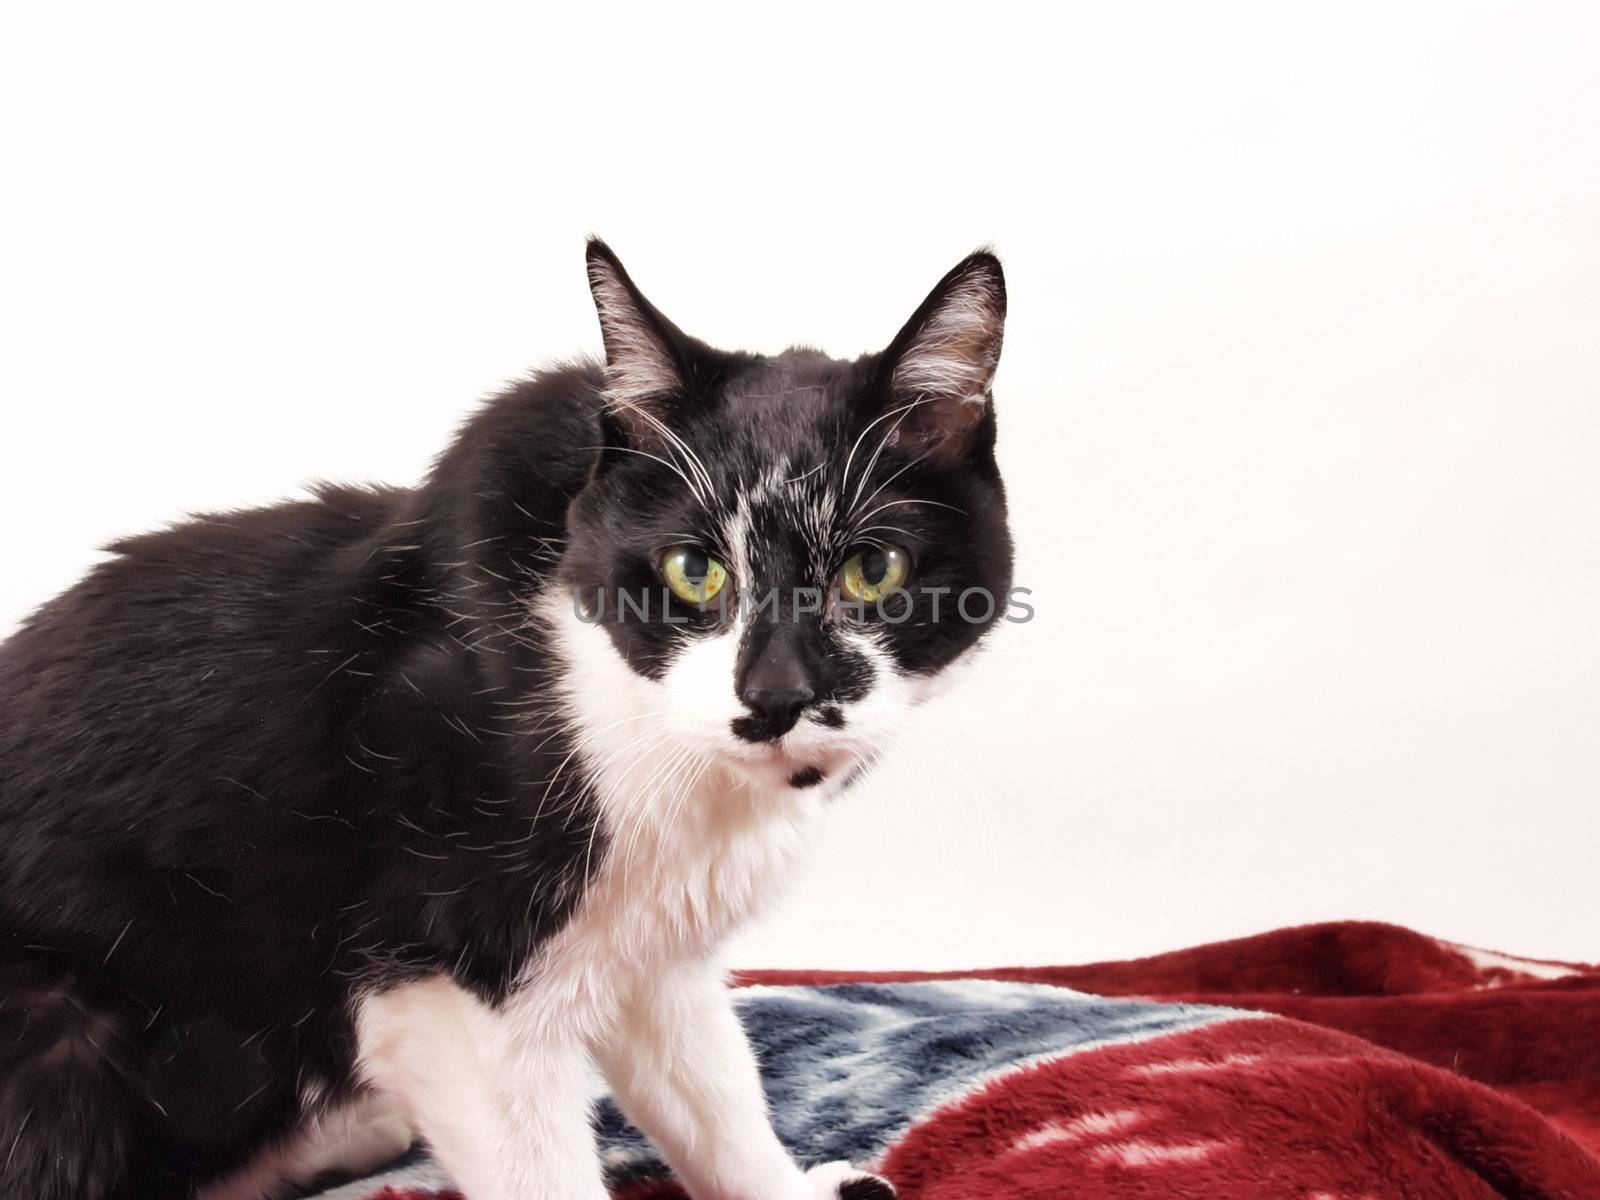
<box><xmin>837</xmin><ymin>545</ymin><xmax>911</xmax><ymax>605</ymax></box>
<box><xmin>659</xmin><ymin>545</ymin><xmax>729</xmax><ymax>606</ymax></box>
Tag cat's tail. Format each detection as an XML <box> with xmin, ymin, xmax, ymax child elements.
<box><xmin>0</xmin><ymin>951</ymin><xmax>139</xmax><ymax>1200</ymax></box>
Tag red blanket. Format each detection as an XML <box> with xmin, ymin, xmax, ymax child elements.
<box><xmin>736</xmin><ymin>922</ymin><xmax>1600</xmax><ymax>1198</ymax></box>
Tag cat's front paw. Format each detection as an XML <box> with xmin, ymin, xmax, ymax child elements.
<box><xmin>803</xmin><ymin>1161</ymin><xmax>896</xmax><ymax>1200</ymax></box>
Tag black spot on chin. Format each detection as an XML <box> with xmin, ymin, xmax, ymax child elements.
<box><xmin>787</xmin><ymin>766</ymin><xmax>825</xmax><ymax>789</ymax></box>
<box><xmin>814</xmin><ymin>704</ymin><xmax>845</xmax><ymax>729</ymax></box>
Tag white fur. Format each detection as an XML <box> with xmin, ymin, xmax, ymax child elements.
<box><xmin>357</xmin><ymin>975</ymin><xmax>607</xmax><ymax>1200</ymax></box>
<box><xmin>346</xmin><ymin>553</ymin><xmax>914</xmax><ymax>1197</ymax></box>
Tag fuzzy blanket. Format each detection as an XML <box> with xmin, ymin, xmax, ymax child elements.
<box><xmin>315</xmin><ymin>922</ymin><xmax>1600</xmax><ymax>1200</ymax></box>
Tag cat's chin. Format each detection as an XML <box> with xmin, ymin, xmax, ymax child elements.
<box><xmin>722</xmin><ymin>743</ymin><xmax>849</xmax><ymax>794</ymax></box>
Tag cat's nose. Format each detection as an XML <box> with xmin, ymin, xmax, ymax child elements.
<box><xmin>735</xmin><ymin>623</ymin><xmax>822</xmax><ymax>741</ymax></box>
<box><xmin>737</xmin><ymin>683</ymin><xmax>815</xmax><ymax>739</ymax></box>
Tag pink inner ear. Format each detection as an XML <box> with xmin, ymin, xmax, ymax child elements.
<box><xmin>890</xmin><ymin>269</ymin><xmax>1004</xmax><ymax>414</ymax></box>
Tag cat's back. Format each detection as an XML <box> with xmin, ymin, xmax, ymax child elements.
<box><xmin>0</xmin><ymin>363</ymin><xmax>606</xmax><ymax>831</ymax></box>
<box><xmin>0</xmin><ymin>485</ymin><xmax>409</xmax><ymax>816</ymax></box>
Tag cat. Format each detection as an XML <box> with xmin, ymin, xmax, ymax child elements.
<box><xmin>0</xmin><ymin>240</ymin><xmax>1013</xmax><ymax>1200</ymax></box>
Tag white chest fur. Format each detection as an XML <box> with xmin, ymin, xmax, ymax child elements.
<box><xmin>516</xmin><ymin>748</ymin><xmax>824</xmax><ymax>1042</ymax></box>
<box><xmin>511</xmin><ymin>591</ymin><xmax>834</xmax><ymax>1040</ymax></box>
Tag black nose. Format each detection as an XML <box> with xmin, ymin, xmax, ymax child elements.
<box><xmin>734</xmin><ymin>622</ymin><xmax>822</xmax><ymax>742</ymax></box>
<box><xmin>737</xmin><ymin>684</ymin><xmax>815</xmax><ymax>740</ymax></box>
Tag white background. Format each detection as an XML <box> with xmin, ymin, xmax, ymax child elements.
<box><xmin>3</xmin><ymin>4</ymin><xmax>1597</xmax><ymax>968</ymax></box>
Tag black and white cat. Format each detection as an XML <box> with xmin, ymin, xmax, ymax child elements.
<box><xmin>0</xmin><ymin>242</ymin><xmax>1013</xmax><ymax>1200</ymax></box>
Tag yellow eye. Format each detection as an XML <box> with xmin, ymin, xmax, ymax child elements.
<box><xmin>660</xmin><ymin>545</ymin><xmax>729</xmax><ymax>606</ymax></box>
<box><xmin>838</xmin><ymin>545</ymin><xmax>911</xmax><ymax>605</ymax></box>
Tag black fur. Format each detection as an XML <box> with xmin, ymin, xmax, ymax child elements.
<box><xmin>839</xmin><ymin>1179</ymin><xmax>897</xmax><ymax>1200</ymax></box>
<box><xmin>0</xmin><ymin>366</ymin><xmax>615</xmax><ymax>1197</ymax></box>
<box><xmin>0</xmin><ymin>242</ymin><xmax>1011</xmax><ymax>1198</ymax></box>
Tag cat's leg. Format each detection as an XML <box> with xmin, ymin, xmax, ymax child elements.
<box><xmin>593</xmin><ymin>961</ymin><xmax>894</xmax><ymax>1200</ymax></box>
<box><xmin>356</xmin><ymin>974</ymin><xmax>609</xmax><ymax>1200</ymax></box>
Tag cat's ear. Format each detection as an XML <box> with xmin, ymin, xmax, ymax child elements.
<box><xmin>585</xmin><ymin>238</ymin><xmax>699</xmax><ymax>448</ymax></box>
<box><xmin>876</xmin><ymin>249</ymin><xmax>1007</xmax><ymax>459</ymax></box>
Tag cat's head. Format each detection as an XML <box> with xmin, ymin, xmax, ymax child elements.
<box><xmin>558</xmin><ymin>240</ymin><xmax>1012</xmax><ymax>794</ymax></box>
